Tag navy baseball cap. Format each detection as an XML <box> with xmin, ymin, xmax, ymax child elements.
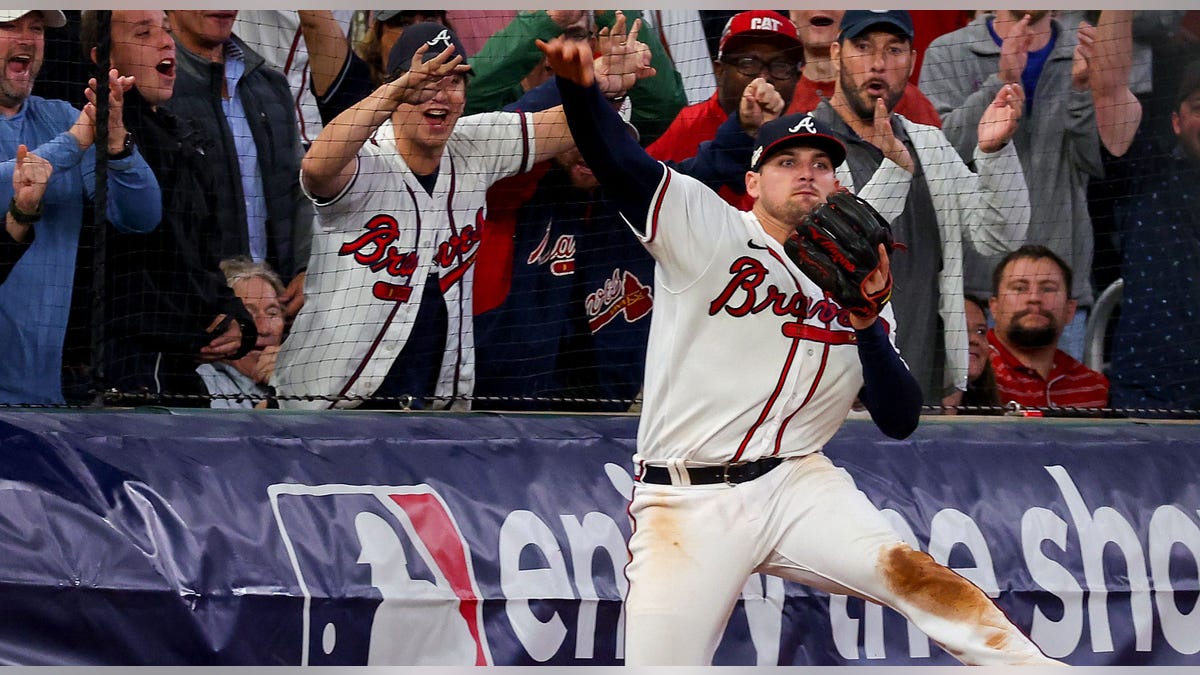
<box><xmin>751</xmin><ymin>113</ymin><xmax>846</xmax><ymax>171</ymax></box>
<box><xmin>385</xmin><ymin>22</ymin><xmax>470</xmax><ymax>79</ymax></box>
<box><xmin>838</xmin><ymin>10</ymin><xmax>914</xmax><ymax>42</ymax></box>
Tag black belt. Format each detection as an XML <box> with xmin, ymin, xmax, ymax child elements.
<box><xmin>639</xmin><ymin>457</ymin><xmax>784</xmax><ymax>486</ymax></box>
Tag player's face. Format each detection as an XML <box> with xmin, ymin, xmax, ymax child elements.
<box><xmin>1173</xmin><ymin>90</ymin><xmax>1200</xmax><ymax>163</ymax></box>
<box><xmin>789</xmin><ymin>10</ymin><xmax>844</xmax><ymax>57</ymax></box>
<box><xmin>989</xmin><ymin>256</ymin><xmax>1077</xmax><ymax>350</ymax></box>
<box><xmin>965</xmin><ymin>300</ymin><xmax>990</xmax><ymax>381</ymax></box>
<box><xmin>396</xmin><ymin>73</ymin><xmax>467</xmax><ymax>150</ymax></box>
<box><xmin>716</xmin><ymin>39</ymin><xmax>800</xmax><ymax>114</ymax></box>
<box><xmin>831</xmin><ymin>31</ymin><xmax>913</xmax><ymax>122</ymax></box>
<box><xmin>109</xmin><ymin>11</ymin><xmax>176</xmax><ymax>108</ymax></box>
<box><xmin>230</xmin><ymin>275</ymin><xmax>285</xmax><ymax>379</ymax></box>
<box><xmin>169</xmin><ymin>10</ymin><xmax>236</xmax><ymax>53</ymax></box>
<box><xmin>746</xmin><ymin>145</ymin><xmax>838</xmax><ymax>225</ymax></box>
<box><xmin>0</xmin><ymin>12</ymin><xmax>45</xmax><ymax>114</ymax></box>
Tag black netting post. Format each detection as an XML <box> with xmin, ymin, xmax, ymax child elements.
<box><xmin>90</xmin><ymin>10</ymin><xmax>112</xmax><ymax>405</ymax></box>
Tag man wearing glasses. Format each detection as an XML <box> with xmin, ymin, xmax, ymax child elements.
<box><xmin>647</xmin><ymin>10</ymin><xmax>803</xmax><ymax>209</ymax></box>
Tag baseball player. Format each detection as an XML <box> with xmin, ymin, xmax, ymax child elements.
<box><xmin>539</xmin><ymin>35</ymin><xmax>1059</xmax><ymax>665</ymax></box>
<box><xmin>272</xmin><ymin>16</ymin><xmax>654</xmax><ymax>409</ymax></box>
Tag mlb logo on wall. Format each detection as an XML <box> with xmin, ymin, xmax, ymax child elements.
<box><xmin>269</xmin><ymin>484</ymin><xmax>492</xmax><ymax>665</ymax></box>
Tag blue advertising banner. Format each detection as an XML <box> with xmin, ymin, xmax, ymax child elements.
<box><xmin>0</xmin><ymin>410</ymin><xmax>1196</xmax><ymax>665</ymax></box>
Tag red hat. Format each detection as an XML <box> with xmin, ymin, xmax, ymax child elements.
<box><xmin>718</xmin><ymin>10</ymin><xmax>802</xmax><ymax>59</ymax></box>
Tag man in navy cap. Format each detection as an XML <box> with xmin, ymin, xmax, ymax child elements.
<box><xmin>273</xmin><ymin>15</ymin><xmax>656</xmax><ymax>410</ymax></box>
<box><xmin>807</xmin><ymin>8</ymin><xmax>1032</xmax><ymax>412</ymax></box>
<box><xmin>535</xmin><ymin>33</ymin><xmax>1060</xmax><ymax>666</ymax></box>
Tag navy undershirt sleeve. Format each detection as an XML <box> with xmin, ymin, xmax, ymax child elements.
<box><xmin>555</xmin><ymin>76</ymin><xmax>663</xmax><ymax>232</ymax></box>
<box><xmin>855</xmin><ymin>321</ymin><xmax>923</xmax><ymax>439</ymax></box>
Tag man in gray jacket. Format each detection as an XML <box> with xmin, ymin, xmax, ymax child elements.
<box><xmin>808</xmin><ymin>10</ymin><xmax>1030</xmax><ymax>410</ymax></box>
<box><xmin>166</xmin><ymin>10</ymin><xmax>313</xmax><ymax>318</ymax></box>
<box><xmin>920</xmin><ymin>11</ymin><xmax>1140</xmax><ymax>359</ymax></box>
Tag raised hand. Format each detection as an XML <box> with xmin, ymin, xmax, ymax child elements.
<box><xmin>12</xmin><ymin>145</ymin><xmax>52</xmax><ymax>215</ymax></box>
<box><xmin>738</xmin><ymin>78</ymin><xmax>784</xmax><ymax>137</ymax></box>
<box><xmin>1071</xmin><ymin>21</ymin><xmax>1097</xmax><ymax>91</ymax></box>
<box><xmin>7</xmin><ymin>144</ymin><xmax>52</xmax><ymax>241</ymax></box>
<box><xmin>84</xmin><ymin>68</ymin><xmax>136</xmax><ymax>155</ymax></box>
<box><xmin>845</xmin><ymin>97</ymin><xmax>913</xmax><ymax>174</ymax></box>
<box><xmin>385</xmin><ymin>42</ymin><xmax>470</xmax><ymax>106</ymax></box>
<box><xmin>537</xmin><ymin>33</ymin><xmax>595</xmax><ymax>88</ymax></box>
<box><xmin>978</xmin><ymin>83</ymin><xmax>1024</xmax><ymax>153</ymax></box>
<box><xmin>1085</xmin><ymin>11</ymin><xmax>1135</xmax><ymax>97</ymax></box>
<box><xmin>592</xmin><ymin>11</ymin><xmax>655</xmax><ymax>96</ymax></box>
<box><xmin>999</xmin><ymin>13</ymin><xmax>1033</xmax><ymax>84</ymax></box>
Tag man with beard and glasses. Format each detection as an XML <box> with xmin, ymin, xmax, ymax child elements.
<box><xmin>987</xmin><ymin>244</ymin><xmax>1109</xmax><ymax>409</ymax></box>
<box><xmin>807</xmin><ymin>9</ymin><xmax>1030</xmax><ymax>412</ymax></box>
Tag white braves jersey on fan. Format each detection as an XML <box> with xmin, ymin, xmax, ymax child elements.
<box><xmin>273</xmin><ymin>112</ymin><xmax>535</xmax><ymax>409</ymax></box>
<box><xmin>632</xmin><ymin>168</ymin><xmax>900</xmax><ymax>465</ymax></box>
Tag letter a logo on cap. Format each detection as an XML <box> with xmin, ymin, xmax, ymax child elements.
<box><xmin>789</xmin><ymin>116</ymin><xmax>817</xmax><ymax>135</ymax></box>
<box><xmin>427</xmin><ymin>29</ymin><xmax>453</xmax><ymax>50</ymax></box>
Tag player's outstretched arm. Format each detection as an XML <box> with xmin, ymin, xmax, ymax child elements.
<box><xmin>528</xmin><ymin>11</ymin><xmax>656</xmax><ymax>163</ymax></box>
<box><xmin>538</xmin><ymin>33</ymin><xmax>664</xmax><ymax>229</ymax></box>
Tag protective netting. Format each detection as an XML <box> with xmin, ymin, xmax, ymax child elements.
<box><xmin>0</xmin><ymin>9</ymin><xmax>1196</xmax><ymax>418</ymax></box>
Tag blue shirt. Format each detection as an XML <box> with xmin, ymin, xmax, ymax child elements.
<box><xmin>988</xmin><ymin>17</ymin><xmax>1058</xmax><ymax>115</ymax></box>
<box><xmin>222</xmin><ymin>41</ymin><xmax>269</xmax><ymax>263</ymax></box>
<box><xmin>0</xmin><ymin>96</ymin><xmax>161</xmax><ymax>404</ymax></box>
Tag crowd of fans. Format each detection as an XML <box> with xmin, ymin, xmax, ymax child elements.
<box><xmin>0</xmin><ymin>8</ymin><xmax>1197</xmax><ymax>416</ymax></box>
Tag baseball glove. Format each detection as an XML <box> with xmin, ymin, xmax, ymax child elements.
<box><xmin>784</xmin><ymin>190</ymin><xmax>895</xmax><ymax>317</ymax></box>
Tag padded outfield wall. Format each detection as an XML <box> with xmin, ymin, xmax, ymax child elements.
<box><xmin>0</xmin><ymin>410</ymin><xmax>1197</xmax><ymax>665</ymax></box>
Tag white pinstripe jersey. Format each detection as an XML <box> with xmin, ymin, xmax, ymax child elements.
<box><xmin>273</xmin><ymin>112</ymin><xmax>535</xmax><ymax>409</ymax></box>
<box><xmin>632</xmin><ymin>167</ymin><xmax>901</xmax><ymax>464</ymax></box>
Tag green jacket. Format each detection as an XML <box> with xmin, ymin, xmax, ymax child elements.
<box><xmin>464</xmin><ymin>10</ymin><xmax>686</xmax><ymax>144</ymax></box>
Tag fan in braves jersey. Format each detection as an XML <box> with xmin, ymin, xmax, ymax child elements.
<box><xmin>539</xmin><ymin>35</ymin><xmax>1060</xmax><ymax>666</ymax></box>
<box><xmin>271</xmin><ymin>15</ymin><xmax>654</xmax><ymax>410</ymax></box>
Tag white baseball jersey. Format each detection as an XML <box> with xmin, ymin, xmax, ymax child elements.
<box><xmin>631</xmin><ymin>167</ymin><xmax>900</xmax><ymax>465</ymax></box>
<box><xmin>273</xmin><ymin>112</ymin><xmax>536</xmax><ymax>409</ymax></box>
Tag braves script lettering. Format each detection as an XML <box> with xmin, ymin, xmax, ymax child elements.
<box><xmin>340</xmin><ymin>214</ymin><xmax>420</xmax><ymax>277</ymax></box>
<box><xmin>434</xmin><ymin>223</ymin><xmax>481</xmax><ymax>270</ymax></box>
<box><xmin>708</xmin><ymin>256</ymin><xmax>853</xmax><ymax>329</ymax></box>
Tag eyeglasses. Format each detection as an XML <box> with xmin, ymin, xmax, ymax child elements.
<box><xmin>723</xmin><ymin>55</ymin><xmax>800</xmax><ymax>80</ymax></box>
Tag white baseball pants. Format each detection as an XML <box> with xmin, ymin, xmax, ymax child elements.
<box><xmin>623</xmin><ymin>452</ymin><xmax>1060</xmax><ymax>665</ymax></box>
